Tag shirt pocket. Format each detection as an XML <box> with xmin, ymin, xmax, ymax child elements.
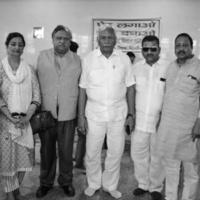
<box><xmin>88</xmin><ymin>69</ymin><xmax>105</xmax><ymax>86</ymax></box>
<box><xmin>112</xmin><ymin>67</ymin><xmax>125</xmax><ymax>84</ymax></box>
<box><xmin>178</xmin><ymin>75</ymin><xmax>198</xmax><ymax>94</ymax></box>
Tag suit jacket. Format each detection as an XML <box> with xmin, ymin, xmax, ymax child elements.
<box><xmin>37</xmin><ymin>48</ymin><xmax>81</xmax><ymax>121</ymax></box>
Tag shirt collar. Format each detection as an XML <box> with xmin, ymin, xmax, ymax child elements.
<box><xmin>96</xmin><ymin>48</ymin><xmax>119</xmax><ymax>58</ymax></box>
<box><xmin>142</xmin><ymin>58</ymin><xmax>161</xmax><ymax>67</ymax></box>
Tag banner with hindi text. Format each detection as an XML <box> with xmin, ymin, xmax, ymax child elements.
<box><xmin>92</xmin><ymin>18</ymin><xmax>160</xmax><ymax>52</ymax></box>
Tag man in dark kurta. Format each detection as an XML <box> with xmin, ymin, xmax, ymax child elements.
<box><xmin>156</xmin><ymin>33</ymin><xmax>200</xmax><ymax>200</ymax></box>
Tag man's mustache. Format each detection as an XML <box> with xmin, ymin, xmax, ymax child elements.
<box><xmin>177</xmin><ymin>50</ymin><xmax>186</xmax><ymax>54</ymax></box>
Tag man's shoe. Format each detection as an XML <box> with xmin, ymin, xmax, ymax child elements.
<box><xmin>103</xmin><ymin>188</ymin><xmax>122</xmax><ymax>199</ymax></box>
<box><xmin>36</xmin><ymin>186</ymin><xmax>52</xmax><ymax>198</ymax></box>
<box><xmin>84</xmin><ymin>187</ymin><xmax>97</xmax><ymax>197</ymax></box>
<box><xmin>13</xmin><ymin>189</ymin><xmax>21</xmax><ymax>200</ymax></box>
<box><xmin>133</xmin><ymin>188</ymin><xmax>148</xmax><ymax>196</ymax></box>
<box><xmin>150</xmin><ymin>191</ymin><xmax>162</xmax><ymax>200</ymax></box>
<box><xmin>62</xmin><ymin>185</ymin><xmax>75</xmax><ymax>197</ymax></box>
<box><xmin>13</xmin><ymin>189</ymin><xmax>20</xmax><ymax>197</ymax></box>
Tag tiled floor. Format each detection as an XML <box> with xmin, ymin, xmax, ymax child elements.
<box><xmin>0</xmin><ymin>139</ymin><xmax>200</xmax><ymax>200</ymax></box>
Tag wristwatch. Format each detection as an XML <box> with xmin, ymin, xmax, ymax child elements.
<box><xmin>126</xmin><ymin>113</ymin><xmax>134</xmax><ymax>119</ymax></box>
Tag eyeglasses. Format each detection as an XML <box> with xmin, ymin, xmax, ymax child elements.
<box><xmin>142</xmin><ymin>47</ymin><xmax>158</xmax><ymax>52</ymax></box>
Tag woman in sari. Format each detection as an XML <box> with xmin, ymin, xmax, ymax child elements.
<box><xmin>0</xmin><ymin>32</ymin><xmax>40</xmax><ymax>200</ymax></box>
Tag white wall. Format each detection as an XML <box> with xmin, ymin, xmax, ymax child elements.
<box><xmin>0</xmin><ymin>0</ymin><xmax>200</xmax><ymax>65</ymax></box>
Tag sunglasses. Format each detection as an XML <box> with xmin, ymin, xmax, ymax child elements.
<box><xmin>142</xmin><ymin>47</ymin><xmax>158</xmax><ymax>52</ymax></box>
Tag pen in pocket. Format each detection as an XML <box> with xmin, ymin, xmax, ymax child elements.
<box><xmin>187</xmin><ymin>74</ymin><xmax>200</xmax><ymax>83</ymax></box>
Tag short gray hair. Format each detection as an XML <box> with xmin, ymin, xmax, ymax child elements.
<box><xmin>97</xmin><ymin>25</ymin><xmax>117</xmax><ymax>40</ymax></box>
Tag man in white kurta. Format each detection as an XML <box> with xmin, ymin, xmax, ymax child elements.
<box><xmin>156</xmin><ymin>33</ymin><xmax>200</xmax><ymax>200</ymax></box>
<box><xmin>78</xmin><ymin>26</ymin><xmax>135</xmax><ymax>199</ymax></box>
<box><xmin>131</xmin><ymin>35</ymin><xmax>168</xmax><ymax>200</ymax></box>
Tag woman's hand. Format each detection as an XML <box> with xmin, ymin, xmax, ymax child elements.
<box><xmin>0</xmin><ymin>106</ymin><xmax>20</xmax><ymax>125</ymax></box>
<box><xmin>15</xmin><ymin>115</ymin><xmax>30</xmax><ymax>129</ymax></box>
<box><xmin>10</xmin><ymin>116</ymin><xmax>20</xmax><ymax>125</ymax></box>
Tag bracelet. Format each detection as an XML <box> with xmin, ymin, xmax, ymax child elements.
<box><xmin>31</xmin><ymin>101</ymin><xmax>40</xmax><ymax>107</ymax></box>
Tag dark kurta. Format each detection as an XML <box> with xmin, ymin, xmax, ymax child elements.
<box><xmin>156</xmin><ymin>56</ymin><xmax>200</xmax><ymax>162</ymax></box>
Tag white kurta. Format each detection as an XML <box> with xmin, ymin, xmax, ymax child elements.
<box><xmin>133</xmin><ymin>59</ymin><xmax>169</xmax><ymax>133</ymax></box>
<box><xmin>79</xmin><ymin>49</ymin><xmax>135</xmax><ymax>122</ymax></box>
<box><xmin>131</xmin><ymin>59</ymin><xmax>169</xmax><ymax>192</ymax></box>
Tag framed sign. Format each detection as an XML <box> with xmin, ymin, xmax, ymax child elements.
<box><xmin>33</xmin><ymin>27</ymin><xmax>44</xmax><ymax>39</ymax></box>
<box><xmin>92</xmin><ymin>18</ymin><xmax>160</xmax><ymax>52</ymax></box>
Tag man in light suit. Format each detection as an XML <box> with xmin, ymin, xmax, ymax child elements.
<box><xmin>36</xmin><ymin>25</ymin><xmax>81</xmax><ymax>198</ymax></box>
